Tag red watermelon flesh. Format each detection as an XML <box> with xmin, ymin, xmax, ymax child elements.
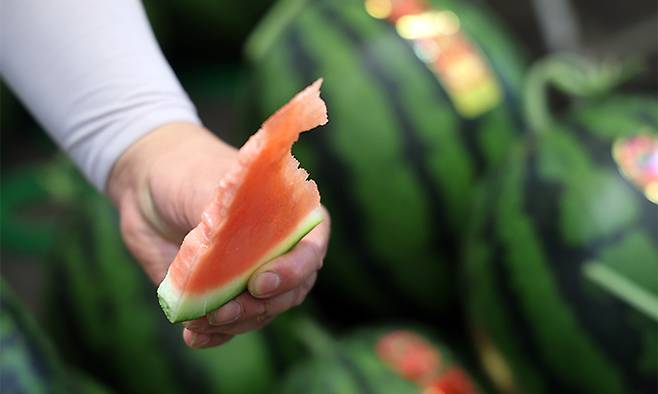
<box><xmin>158</xmin><ymin>80</ymin><xmax>327</xmax><ymax>323</ymax></box>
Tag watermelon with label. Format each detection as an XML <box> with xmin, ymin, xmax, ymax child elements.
<box><xmin>45</xmin><ymin>186</ymin><xmax>276</xmax><ymax>394</ymax></box>
<box><xmin>463</xmin><ymin>58</ymin><xmax>658</xmax><ymax>393</ymax></box>
<box><xmin>279</xmin><ymin>320</ymin><xmax>482</xmax><ymax>393</ymax></box>
<box><xmin>245</xmin><ymin>0</ymin><xmax>526</xmax><ymax>318</ymax></box>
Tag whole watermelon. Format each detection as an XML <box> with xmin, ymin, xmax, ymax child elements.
<box><xmin>279</xmin><ymin>322</ymin><xmax>481</xmax><ymax>393</ymax></box>
<box><xmin>44</xmin><ymin>181</ymin><xmax>276</xmax><ymax>394</ymax></box>
<box><xmin>245</xmin><ymin>0</ymin><xmax>526</xmax><ymax>319</ymax></box>
<box><xmin>463</xmin><ymin>95</ymin><xmax>658</xmax><ymax>394</ymax></box>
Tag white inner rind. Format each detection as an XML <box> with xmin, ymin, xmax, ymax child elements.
<box><xmin>157</xmin><ymin>207</ymin><xmax>324</xmax><ymax>323</ymax></box>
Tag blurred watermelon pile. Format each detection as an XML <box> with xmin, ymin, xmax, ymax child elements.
<box><xmin>1</xmin><ymin>0</ymin><xmax>656</xmax><ymax>393</ymax></box>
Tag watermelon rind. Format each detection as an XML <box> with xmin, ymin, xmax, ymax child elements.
<box><xmin>158</xmin><ymin>206</ymin><xmax>324</xmax><ymax>323</ymax></box>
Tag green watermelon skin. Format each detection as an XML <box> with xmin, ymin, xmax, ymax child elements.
<box><xmin>245</xmin><ymin>0</ymin><xmax>526</xmax><ymax>319</ymax></box>
<box><xmin>464</xmin><ymin>96</ymin><xmax>658</xmax><ymax>394</ymax></box>
<box><xmin>1</xmin><ymin>280</ymin><xmax>67</xmax><ymax>394</ymax></box>
<box><xmin>0</xmin><ymin>280</ymin><xmax>111</xmax><ymax>394</ymax></box>
<box><xmin>44</xmin><ymin>188</ymin><xmax>276</xmax><ymax>394</ymax></box>
<box><xmin>279</xmin><ymin>325</ymin><xmax>482</xmax><ymax>394</ymax></box>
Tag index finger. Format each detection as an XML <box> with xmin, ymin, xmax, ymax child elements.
<box><xmin>247</xmin><ymin>208</ymin><xmax>330</xmax><ymax>299</ymax></box>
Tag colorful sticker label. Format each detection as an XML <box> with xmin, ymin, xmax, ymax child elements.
<box><xmin>612</xmin><ymin>133</ymin><xmax>658</xmax><ymax>204</ymax></box>
<box><xmin>365</xmin><ymin>0</ymin><xmax>502</xmax><ymax>118</ymax></box>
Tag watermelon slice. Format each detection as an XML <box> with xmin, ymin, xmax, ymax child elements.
<box><xmin>158</xmin><ymin>80</ymin><xmax>327</xmax><ymax>323</ymax></box>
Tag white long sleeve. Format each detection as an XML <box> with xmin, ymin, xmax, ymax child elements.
<box><xmin>0</xmin><ymin>0</ymin><xmax>201</xmax><ymax>191</ymax></box>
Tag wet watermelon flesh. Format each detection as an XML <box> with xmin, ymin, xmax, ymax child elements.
<box><xmin>158</xmin><ymin>80</ymin><xmax>327</xmax><ymax>323</ymax></box>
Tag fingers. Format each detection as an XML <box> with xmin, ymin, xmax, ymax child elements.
<box><xmin>184</xmin><ymin>273</ymin><xmax>317</xmax><ymax>338</ymax></box>
<box><xmin>248</xmin><ymin>214</ymin><xmax>329</xmax><ymax>299</ymax></box>
<box><xmin>212</xmin><ymin>275</ymin><xmax>317</xmax><ymax>336</ymax></box>
<box><xmin>181</xmin><ymin>207</ymin><xmax>329</xmax><ymax>349</ymax></box>
<box><xmin>182</xmin><ymin>328</ymin><xmax>233</xmax><ymax>349</ymax></box>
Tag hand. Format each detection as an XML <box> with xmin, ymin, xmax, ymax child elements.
<box><xmin>108</xmin><ymin>123</ymin><xmax>330</xmax><ymax>349</ymax></box>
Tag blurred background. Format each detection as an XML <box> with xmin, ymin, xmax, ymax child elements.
<box><xmin>1</xmin><ymin>0</ymin><xmax>656</xmax><ymax>393</ymax></box>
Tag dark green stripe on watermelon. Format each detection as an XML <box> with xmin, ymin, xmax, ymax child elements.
<box><xmin>466</xmin><ymin>163</ymin><xmax>558</xmax><ymax>393</ymax></box>
<box><xmin>485</xmin><ymin>219</ymin><xmax>564</xmax><ymax>393</ymax></box>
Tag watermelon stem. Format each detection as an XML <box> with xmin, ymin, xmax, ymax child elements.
<box><xmin>524</xmin><ymin>54</ymin><xmax>642</xmax><ymax>132</ymax></box>
<box><xmin>583</xmin><ymin>261</ymin><xmax>658</xmax><ymax>322</ymax></box>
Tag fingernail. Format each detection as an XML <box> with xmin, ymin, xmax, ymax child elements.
<box><xmin>191</xmin><ymin>333</ymin><xmax>210</xmax><ymax>348</ymax></box>
<box><xmin>252</xmin><ymin>272</ymin><xmax>280</xmax><ymax>296</ymax></box>
<box><xmin>208</xmin><ymin>301</ymin><xmax>241</xmax><ymax>325</ymax></box>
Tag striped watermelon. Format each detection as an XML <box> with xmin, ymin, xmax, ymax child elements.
<box><xmin>279</xmin><ymin>322</ymin><xmax>481</xmax><ymax>393</ymax></box>
<box><xmin>0</xmin><ymin>280</ymin><xmax>110</xmax><ymax>394</ymax></box>
<box><xmin>44</xmin><ymin>186</ymin><xmax>276</xmax><ymax>394</ymax></box>
<box><xmin>463</xmin><ymin>95</ymin><xmax>658</xmax><ymax>394</ymax></box>
<box><xmin>245</xmin><ymin>0</ymin><xmax>526</xmax><ymax>318</ymax></box>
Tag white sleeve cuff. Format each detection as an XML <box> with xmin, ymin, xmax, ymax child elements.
<box><xmin>0</xmin><ymin>0</ymin><xmax>202</xmax><ymax>192</ymax></box>
<box><xmin>72</xmin><ymin>105</ymin><xmax>201</xmax><ymax>191</ymax></box>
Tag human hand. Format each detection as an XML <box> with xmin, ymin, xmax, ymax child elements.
<box><xmin>108</xmin><ymin>123</ymin><xmax>330</xmax><ymax>348</ymax></box>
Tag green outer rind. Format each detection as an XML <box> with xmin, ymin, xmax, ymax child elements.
<box><xmin>158</xmin><ymin>207</ymin><xmax>324</xmax><ymax>323</ymax></box>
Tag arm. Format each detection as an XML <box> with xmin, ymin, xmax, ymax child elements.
<box><xmin>1</xmin><ymin>0</ymin><xmax>329</xmax><ymax>348</ymax></box>
<box><xmin>0</xmin><ymin>0</ymin><xmax>199</xmax><ymax>190</ymax></box>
